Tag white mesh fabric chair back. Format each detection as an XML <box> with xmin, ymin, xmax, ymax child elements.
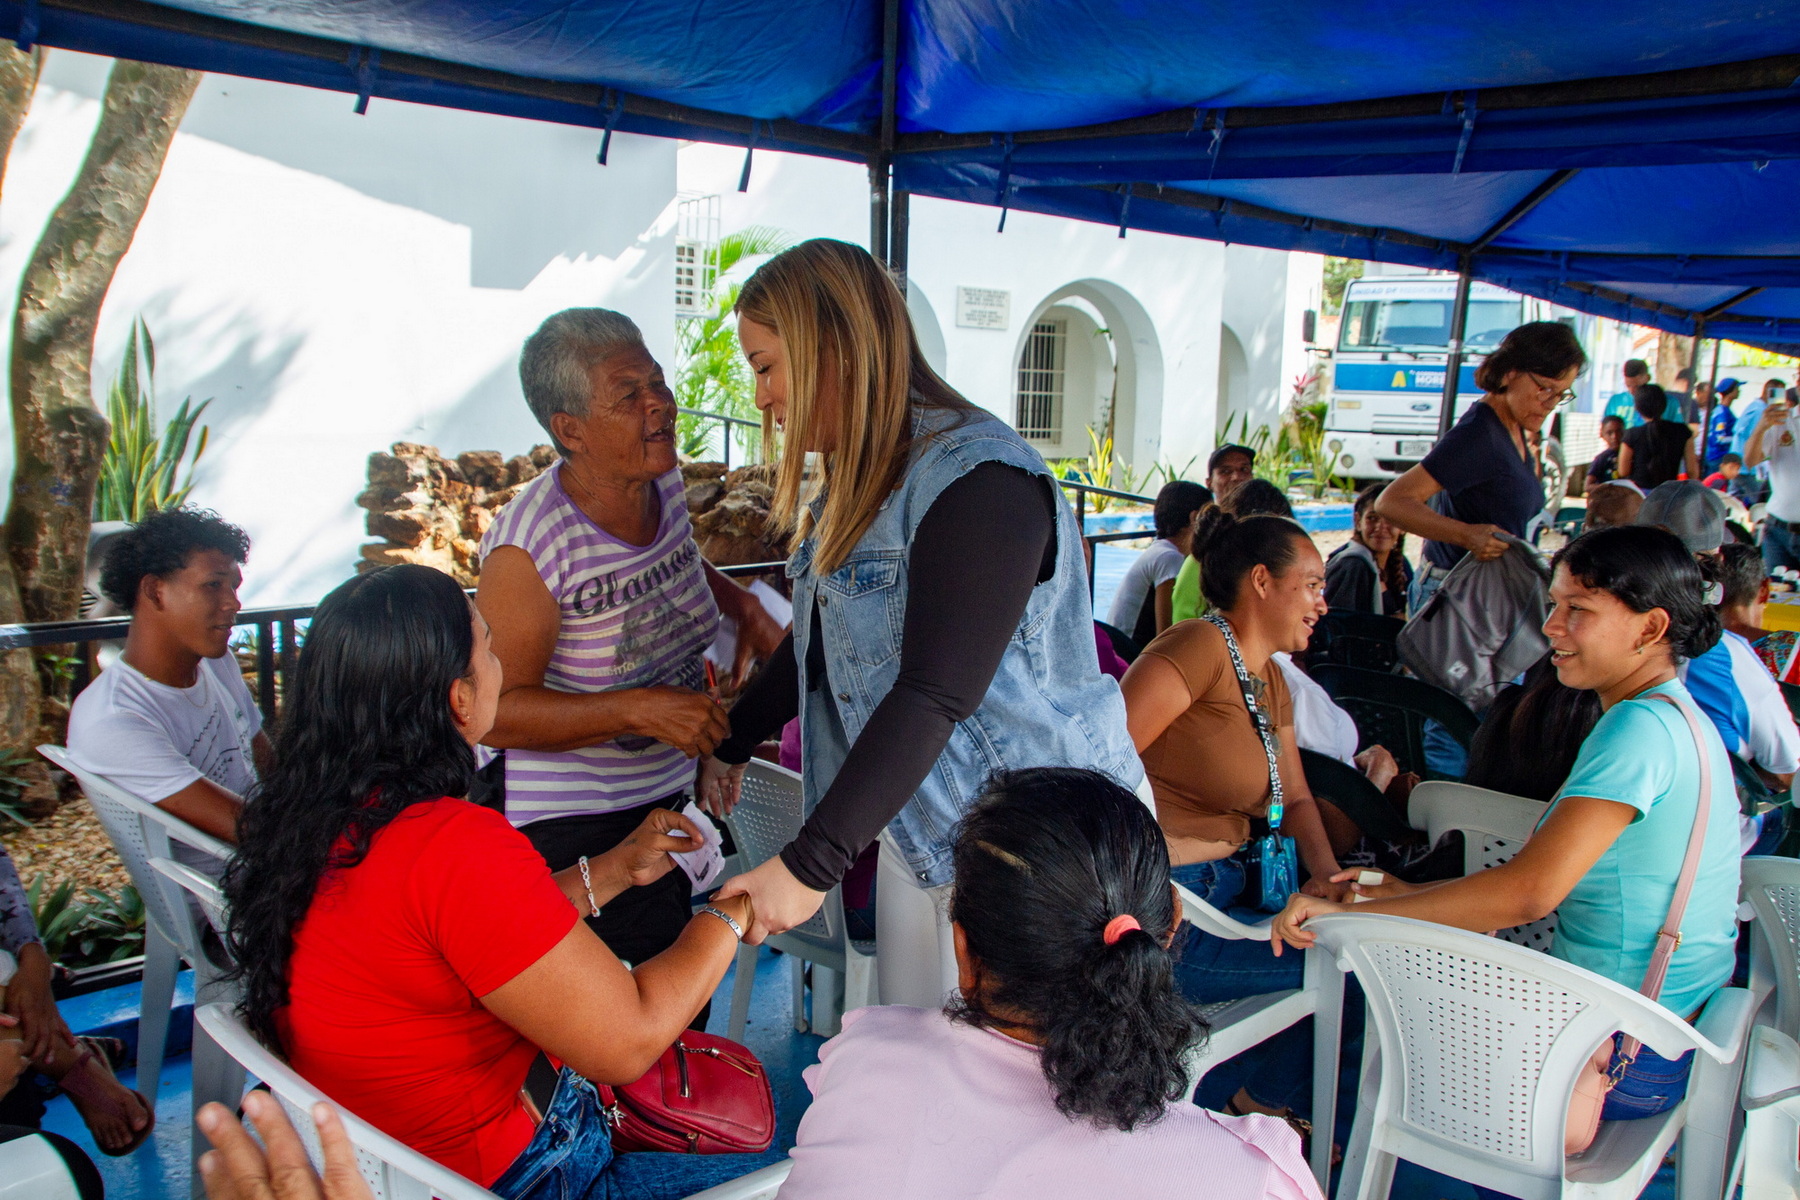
<box><xmin>1742</xmin><ymin>856</ymin><xmax>1800</xmax><ymax>1037</ymax></box>
<box><xmin>195</xmin><ymin>1003</ymin><xmax>501</xmax><ymax>1200</ymax></box>
<box><xmin>725</xmin><ymin>761</ymin><xmax>847</xmax><ymax>951</ymax></box>
<box><xmin>1409</xmin><ymin>780</ymin><xmax>1557</xmax><ymax>950</ymax></box>
<box><xmin>1306</xmin><ymin>913</ymin><xmax>1741</xmax><ymax>1200</ymax></box>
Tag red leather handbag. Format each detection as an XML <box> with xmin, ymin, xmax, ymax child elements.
<box><xmin>597</xmin><ymin>1031</ymin><xmax>775</xmax><ymax>1155</ymax></box>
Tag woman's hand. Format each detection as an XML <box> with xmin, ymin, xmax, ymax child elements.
<box><xmin>1270</xmin><ymin>892</ymin><xmax>1347</xmax><ymax>955</ymax></box>
<box><xmin>1301</xmin><ymin>874</ymin><xmax>1356</xmax><ymax>903</ymax></box>
<box><xmin>633</xmin><ymin>687</ymin><xmax>730</xmax><ymax>758</ymax></box>
<box><xmin>5</xmin><ymin>944</ymin><xmax>60</xmax><ymax>1064</ymax></box>
<box><xmin>711</xmin><ymin>856</ymin><xmax>827</xmax><ymax>944</ymax></box>
<box><xmin>731</xmin><ymin>601</ymin><xmax>787</xmax><ymax>689</ymax></box>
<box><xmin>1460</xmin><ymin>523</ymin><xmax>1508</xmax><ymax>561</ymax></box>
<box><xmin>0</xmin><ymin>1013</ymin><xmax>28</xmax><ymax>1095</ymax></box>
<box><xmin>605</xmin><ymin>807</ymin><xmax>711</xmax><ymax>891</ymax></box>
<box><xmin>1353</xmin><ymin>745</ymin><xmax>1400</xmax><ymax>793</ymax></box>
<box><xmin>1320</xmin><ymin>867</ymin><xmax>1422</xmax><ymax>901</ymax></box>
<box><xmin>696</xmin><ymin>756</ymin><xmax>745</xmax><ymax>817</ymax></box>
<box><xmin>198</xmin><ymin>1093</ymin><xmax>374</xmax><ymax>1200</ymax></box>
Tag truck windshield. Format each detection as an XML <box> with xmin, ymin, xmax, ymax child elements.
<box><xmin>1339</xmin><ymin>298</ymin><xmax>1520</xmax><ymax>352</ymax></box>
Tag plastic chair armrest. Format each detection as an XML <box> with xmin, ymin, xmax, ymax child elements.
<box><xmin>1176</xmin><ymin>883</ymin><xmax>1273</xmax><ymax>941</ymax></box>
<box><xmin>1691</xmin><ymin>986</ymin><xmax>1757</xmax><ymax>1066</ymax></box>
<box><xmin>679</xmin><ymin>1160</ymin><xmax>793</xmax><ymax>1200</ymax></box>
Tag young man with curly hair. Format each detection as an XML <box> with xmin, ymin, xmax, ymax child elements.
<box><xmin>66</xmin><ymin>507</ymin><xmax>272</xmax><ymax>843</ymax></box>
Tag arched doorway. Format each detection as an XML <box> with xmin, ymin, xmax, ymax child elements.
<box><xmin>1217</xmin><ymin>325</ymin><xmax>1250</xmax><ymax>440</ymax></box>
<box><xmin>1012</xmin><ymin>280</ymin><xmax>1163</xmax><ymax>469</ymax></box>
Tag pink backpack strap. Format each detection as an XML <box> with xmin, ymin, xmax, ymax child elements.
<box><xmin>1614</xmin><ymin>691</ymin><xmax>1713</xmax><ymax>1072</ymax></box>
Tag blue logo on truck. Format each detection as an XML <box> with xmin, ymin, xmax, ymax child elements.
<box><xmin>1334</xmin><ymin>363</ymin><xmax>1481</xmax><ymax>394</ymax></box>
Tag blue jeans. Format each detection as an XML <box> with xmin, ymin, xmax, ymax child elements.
<box><xmin>1170</xmin><ymin>859</ymin><xmax>1313</xmax><ymax>1112</ymax></box>
<box><xmin>1407</xmin><ymin>562</ymin><xmax>1450</xmax><ymax>615</ymax></box>
<box><xmin>1764</xmin><ymin>517</ymin><xmax>1800</xmax><ymax>574</ymax></box>
<box><xmin>1602</xmin><ymin>1037</ymin><xmax>1695</xmax><ymax>1120</ymax></box>
<box><xmin>491</xmin><ymin>1068</ymin><xmax>784</xmax><ymax>1200</ymax></box>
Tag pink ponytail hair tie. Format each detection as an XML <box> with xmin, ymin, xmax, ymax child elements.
<box><xmin>1102</xmin><ymin>914</ymin><xmax>1142</xmax><ymax>945</ymax></box>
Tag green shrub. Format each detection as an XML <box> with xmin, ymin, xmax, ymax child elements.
<box><xmin>28</xmin><ymin>874</ymin><xmax>147</xmax><ymax>967</ymax></box>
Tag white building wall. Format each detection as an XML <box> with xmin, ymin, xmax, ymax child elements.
<box><xmin>0</xmin><ymin>52</ymin><xmax>677</xmax><ymax>606</ymax></box>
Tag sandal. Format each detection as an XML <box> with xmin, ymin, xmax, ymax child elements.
<box><xmin>58</xmin><ymin>1035</ymin><xmax>155</xmax><ymax>1156</ymax></box>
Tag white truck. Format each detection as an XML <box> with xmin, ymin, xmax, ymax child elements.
<box><xmin>1323</xmin><ymin>275</ymin><xmax>1577</xmax><ymax>508</ymax></box>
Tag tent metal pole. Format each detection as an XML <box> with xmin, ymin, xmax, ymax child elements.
<box><xmin>870</xmin><ymin>0</ymin><xmax>901</xmax><ymax>268</ymax></box>
<box><xmin>890</xmin><ymin>188</ymin><xmax>911</xmax><ymax>291</ymax></box>
<box><xmin>1687</xmin><ymin>317</ymin><xmax>1707</xmax><ymax>433</ymax></box>
<box><xmin>1438</xmin><ymin>259</ymin><xmax>1474</xmax><ymax>439</ymax></box>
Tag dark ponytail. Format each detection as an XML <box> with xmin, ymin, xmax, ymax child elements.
<box><xmin>1193</xmin><ymin>510</ymin><xmax>1310</xmax><ymax>611</ymax></box>
<box><xmin>948</xmin><ymin>768</ymin><xmax>1205</xmax><ymax>1132</ymax></box>
<box><xmin>1553</xmin><ymin>525</ymin><xmax>1722</xmax><ymax>660</ymax></box>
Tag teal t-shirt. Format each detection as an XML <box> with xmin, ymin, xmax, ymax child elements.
<box><xmin>1548</xmin><ymin>679</ymin><xmax>1741</xmax><ymax>1018</ymax></box>
<box><xmin>1603</xmin><ymin>390</ymin><xmax>1642</xmax><ymax>428</ymax></box>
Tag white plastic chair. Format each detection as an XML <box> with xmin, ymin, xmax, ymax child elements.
<box><xmin>1306</xmin><ymin>912</ymin><xmax>1754</xmax><ymax>1200</ymax></box>
<box><xmin>1732</xmin><ymin>1024</ymin><xmax>1800</xmax><ymax>1200</ymax></box>
<box><xmin>1173</xmin><ymin>885</ymin><xmax>1338</xmax><ymax>1187</ymax></box>
<box><xmin>1409</xmin><ymin>779</ymin><xmax>1557</xmax><ymax>949</ymax></box>
<box><xmin>719</xmin><ymin>761</ymin><xmax>875</xmax><ymax>1038</ymax></box>
<box><xmin>151</xmin><ymin>855</ymin><xmax>247</xmax><ymax>1197</ymax></box>
<box><xmin>38</xmin><ymin>743</ymin><xmax>232</xmax><ymax>1094</ymax></box>
<box><xmin>1739</xmin><ymin>856</ymin><xmax>1800</xmax><ymax>1037</ymax></box>
<box><xmin>195</xmin><ymin>1002</ymin><xmax>792</xmax><ymax>1200</ymax></box>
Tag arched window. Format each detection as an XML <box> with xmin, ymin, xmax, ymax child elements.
<box><xmin>1015</xmin><ymin>318</ymin><xmax>1067</xmax><ymax>443</ymax></box>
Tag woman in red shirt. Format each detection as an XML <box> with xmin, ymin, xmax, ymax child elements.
<box><xmin>222</xmin><ymin>564</ymin><xmax>770</xmax><ymax>1198</ymax></box>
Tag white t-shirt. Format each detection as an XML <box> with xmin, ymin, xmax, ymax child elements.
<box><xmin>1106</xmin><ymin>539</ymin><xmax>1186</xmax><ymax>632</ymax></box>
<box><xmin>1754</xmin><ymin>408</ymin><xmax>1800</xmax><ymax>522</ymax></box>
<box><xmin>1273</xmin><ymin>652</ymin><xmax>1360</xmax><ymax>764</ymax></box>
<box><xmin>66</xmin><ymin>653</ymin><xmax>262</xmax><ymax>803</ymax></box>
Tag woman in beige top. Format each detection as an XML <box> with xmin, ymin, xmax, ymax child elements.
<box><xmin>1118</xmin><ymin>509</ymin><xmax>1347</xmax><ymax>1127</ymax></box>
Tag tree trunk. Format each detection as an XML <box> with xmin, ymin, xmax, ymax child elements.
<box><xmin>7</xmin><ymin>59</ymin><xmax>198</xmax><ymax>630</ymax></box>
<box><xmin>0</xmin><ymin>41</ymin><xmax>43</xmax><ymax>756</ymax></box>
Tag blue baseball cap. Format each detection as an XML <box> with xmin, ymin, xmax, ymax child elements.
<box><xmin>1716</xmin><ymin>377</ymin><xmax>1741</xmax><ymax>394</ymax></box>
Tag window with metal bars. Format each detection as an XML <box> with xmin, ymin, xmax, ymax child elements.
<box><xmin>675</xmin><ymin>241</ymin><xmax>705</xmax><ymax>315</ymax></box>
<box><xmin>1015</xmin><ymin>319</ymin><xmax>1066</xmax><ymax>442</ymax></box>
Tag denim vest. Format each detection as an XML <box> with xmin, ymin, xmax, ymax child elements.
<box><xmin>787</xmin><ymin>405</ymin><xmax>1144</xmax><ymax>887</ymax></box>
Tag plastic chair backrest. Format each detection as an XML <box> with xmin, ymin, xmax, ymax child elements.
<box><xmin>150</xmin><ymin>856</ymin><xmax>229</xmax><ymax>938</ymax></box>
<box><xmin>723</xmin><ymin>761</ymin><xmax>849</xmax><ymax>954</ymax></box>
<box><xmin>1738</xmin><ymin>1025</ymin><xmax>1800</xmax><ymax>1200</ymax></box>
<box><xmin>1298</xmin><ymin>747</ymin><xmax>1413</xmax><ymax>843</ymax></box>
<box><xmin>195</xmin><ymin>1002</ymin><xmax>501</xmax><ymax>1200</ymax></box>
<box><xmin>1742</xmin><ymin>856</ymin><xmax>1800</xmax><ymax>1038</ymax></box>
<box><xmin>1408</xmin><ymin>780</ymin><xmax>1555</xmax><ymax>950</ymax></box>
<box><xmin>1307</xmin><ymin>913</ymin><xmax>1724</xmax><ymax>1187</ymax></box>
<box><xmin>1306</xmin><ymin>609</ymin><xmax>1405</xmax><ymax>674</ymax></box>
<box><xmin>38</xmin><ymin>744</ymin><xmax>228</xmax><ymax>961</ymax></box>
<box><xmin>1309</xmin><ymin>664</ymin><xmax>1480</xmax><ymax>779</ymax></box>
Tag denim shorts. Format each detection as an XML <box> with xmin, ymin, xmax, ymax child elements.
<box><xmin>1601</xmin><ymin>1037</ymin><xmax>1695</xmax><ymax>1121</ymax></box>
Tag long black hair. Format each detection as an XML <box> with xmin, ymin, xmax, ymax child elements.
<box><xmin>1464</xmin><ymin>653</ymin><xmax>1601</xmax><ymax>802</ymax></box>
<box><xmin>948</xmin><ymin>768</ymin><xmax>1205</xmax><ymax>1132</ymax></box>
<box><xmin>1553</xmin><ymin>526</ymin><xmax>1722</xmax><ymax>661</ymax></box>
<box><xmin>225</xmin><ymin>564</ymin><xmax>478</xmax><ymax>1047</ymax></box>
<box><xmin>1352</xmin><ymin>483</ymin><xmax>1409</xmax><ymax>601</ymax></box>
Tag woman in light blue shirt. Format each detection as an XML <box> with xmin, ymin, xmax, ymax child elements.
<box><xmin>1273</xmin><ymin>524</ymin><xmax>1739</xmax><ymax>1154</ymax></box>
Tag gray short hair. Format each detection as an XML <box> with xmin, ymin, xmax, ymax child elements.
<box><xmin>518</xmin><ymin>308</ymin><xmax>648</xmax><ymax>454</ymax></box>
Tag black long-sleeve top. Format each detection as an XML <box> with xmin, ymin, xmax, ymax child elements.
<box><xmin>714</xmin><ymin>462</ymin><xmax>1057</xmax><ymax>891</ymax></box>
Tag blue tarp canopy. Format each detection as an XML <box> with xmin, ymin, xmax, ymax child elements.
<box><xmin>10</xmin><ymin>0</ymin><xmax>1800</xmax><ymax>352</ymax></box>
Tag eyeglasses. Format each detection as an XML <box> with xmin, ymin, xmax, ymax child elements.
<box><xmin>1526</xmin><ymin>373</ymin><xmax>1578</xmax><ymax>404</ymax></box>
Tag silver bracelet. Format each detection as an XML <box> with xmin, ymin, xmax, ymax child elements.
<box><xmin>577</xmin><ymin>856</ymin><xmax>601</xmax><ymax>918</ymax></box>
<box><xmin>698</xmin><ymin>904</ymin><xmax>744</xmax><ymax>940</ymax></box>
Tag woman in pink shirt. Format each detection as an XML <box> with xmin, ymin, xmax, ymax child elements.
<box><xmin>778</xmin><ymin>768</ymin><xmax>1323</xmax><ymax>1200</ymax></box>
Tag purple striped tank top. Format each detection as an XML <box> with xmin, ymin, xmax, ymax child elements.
<box><xmin>478</xmin><ymin>464</ymin><xmax>720</xmax><ymax>826</ymax></box>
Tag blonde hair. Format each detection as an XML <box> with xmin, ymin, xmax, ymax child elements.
<box><xmin>736</xmin><ymin>239</ymin><xmax>975</xmax><ymax>575</ymax></box>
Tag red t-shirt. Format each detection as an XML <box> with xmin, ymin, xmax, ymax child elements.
<box><xmin>277</xmin><ymin>798</ymin><xmax>577</xmax><ymax>1185</ymax></box>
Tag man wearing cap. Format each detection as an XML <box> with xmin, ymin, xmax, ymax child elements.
<box><xmin>1206</xmin><ymin>444</ymin><xmax>1255</xmax><ymax>502</ymax></box>
<box><xmin>1745</xmin><ymin>386</ymin><xmax>1800</xmax><ymax>573</ymax></box>
<box><xmin>1704</xmin><ymin>379</ymin><xmax>1740</xmax><ymax>471</ymax></box>
<box><xmin>1637</xmin><ymin>482</ymin><xmax>1799</xmax><ymax>803</ymax></box>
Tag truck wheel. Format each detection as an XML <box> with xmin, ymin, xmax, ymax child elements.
<box><xmin>1539</xmin><ymin>437</ymin><xmax>1567</xmax><ymax>515</ymax></box>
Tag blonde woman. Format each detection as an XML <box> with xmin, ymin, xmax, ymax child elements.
<box><xmin>699</xmin><ymin>239</ymin><xmax>1142</xmax><ymax>1006</ymax></box>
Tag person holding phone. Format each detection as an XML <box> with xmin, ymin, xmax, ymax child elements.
<box><xmin>1745</xmin><ymin>386</ymin><xmax>1800</xmax><ymax>572</ymax></box>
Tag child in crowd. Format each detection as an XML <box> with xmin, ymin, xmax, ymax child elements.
<box><xmin>1719</xmin><ymin>542</ymin><xmax>1798</xmax><ymax>682</ymax></box>
<box><xmin>1585</xmin><ymin>415</ymin><xmax>1624</xmax><ymax>489</ymax></box>
<box><xmin>1702</xmin><ymin>453</ymin><xmax>1743</xmax><ymax>495</ymax></box>
<box><xmin>779</xmin><ymin>768</ymin><xmax>1322</xmax><ymax>1200</ymax></box>
<box><xmin>66</xmin><ymin>507</ymin><xmax>270</xmax><ymax>843</ymax></box>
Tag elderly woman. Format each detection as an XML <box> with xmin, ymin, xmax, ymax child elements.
<box><xmin>697</xmin><ymin>239</ymin><xmax>1142</xmax><ymax>1008</ymax></box>
<box><xmin>476</xmin><ymin>308</ymin><xmax>781</xmax><ymax>972</ymax></box>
